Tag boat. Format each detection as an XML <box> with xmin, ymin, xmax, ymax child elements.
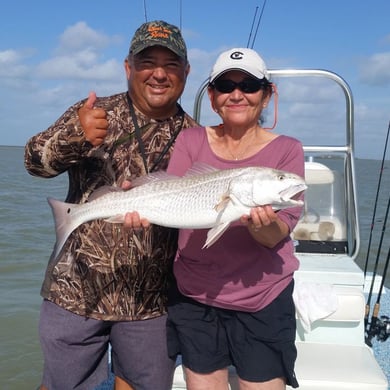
<box><xmin>96</xmin><ymin>68</ymin><xmax>389</xmax><ymax>390</ymax></box>
<box><xmin>171</xmin><ymin>69</ymin><xmax>390</xmax><ymax>389</ymax></box>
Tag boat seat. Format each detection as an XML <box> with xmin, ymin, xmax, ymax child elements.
<box><xmin>319</xmin><ymin>286</ymin><xmax>365</xmax><ymax>322</ymax></box>
<box><xmin>294</xmin><ymin>285</ymin><xmax>366</xmax><ymax>344</ymax></box>
<box><xmin>294</xmin><ymin>285</ymin><xmax>365</xmax><ymax>323</ymax></box>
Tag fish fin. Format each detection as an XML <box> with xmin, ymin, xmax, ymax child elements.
<box><xmin>184</xmin><ymin>162</ymin><xmax>219</xmax><ymax>177</ymax></box>
<box><xmin>104</xmin><ymin>214</ymin><xmax>125</xmax><ymax>223</ymax></box>
<box><xmin>214</xmin><ymin>194</ymin><xmax>231</xmax><ymax>212</ymax></box>
<box><xmin>132</xmin><ymin>172</ymin><xmax>178</xmax><ymax>187</ymax></box>
<box><xmin>47</xmin><ymin>197</ymin><xmax>80</xmax><ymax>260</ymax></box>
<box><xmin>214</xmin><ymin>190</ymin><xmax>244</xmax><ymax>212</ymax></box>
<box><xmin>89</xmin><ymin>186</ymin><xmax>122</xmax><ymax>201</ymax></box>
<box><xmin>203</xmin><ymin>222</ymin><xmax>231</xmax><ymax>248</ymax></box>
<box><xmin>132</xmin><ymin>162</ymin><xmax>218</xmax><ymax>186</ymax></box>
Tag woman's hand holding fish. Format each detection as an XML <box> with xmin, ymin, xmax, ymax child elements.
<box><xmin>78</xmin><ymin>91</ymin><xmax>108</xmax><ymax>146</ymax></box>
<box><xmin>241</xmin><ymin>205</ymin><xmax>289</xmax><ymax>248</ymax></box>
<box><xmin>247</xmin><ymin>205</ymin><xmax>278</xmax><ymax>227</ymax></box>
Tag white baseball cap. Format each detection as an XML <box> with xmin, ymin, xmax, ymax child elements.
<box><xmin>209</xmin><ymin>48</ymin><xmax>269</xmax><ymax>83</ymax></box>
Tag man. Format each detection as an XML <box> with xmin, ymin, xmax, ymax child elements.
<box><xmin>24</xmin><ymin>20</ymin><xmax>198</xmax><ymax>390</ymax></box>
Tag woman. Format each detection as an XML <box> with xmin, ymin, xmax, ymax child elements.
<box><xmin>165</xmin><ymin>48</ymin><xmax>304</xmax><ymax>390</ymax></box>
<box><xmin>124</xmin><ymin>47</ymin><xmax>304</xmax><ymax>389</ymax></box>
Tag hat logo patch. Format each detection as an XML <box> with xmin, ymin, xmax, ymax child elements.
<box><xmin>230</xmin><ymin>51</ymin><xmax>244</xmax><ymax>60</ymax></box>
<box><xmin>148</xmin><ymin>26</ymin><xmax>172</xmax><ymax>40</ymax></box>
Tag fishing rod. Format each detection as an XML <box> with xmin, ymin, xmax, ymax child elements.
<box><xmin>363</xmin><ymin>121</ymin><xmax>390</xmax><ymax>278</ymax></box>
<box><xmin>247</xmin><ymin>6</ymin><xmax>259</xmax><ymax>48</ymax></box>
<box><xmin>143</xmin><ymin>0</ymin><xmax>148</xmax><ymax>22</ymax></box>
<box><xmin>247</xmin><ymin>1</ymin><xmax>267</xmax><ymax>49</ymax></box>
<box><xmin>376</xmin><ymin>244</ymin><xmax>390</xmax><ymax>308</ymax></box>
<box><xmin>365</xmin><ymin>245</ymin><xmax>390</xmax><ymax>346</ymax></box>
<box><xmin>179</xmin><ymin>0</ymin><xmax>182</xmax><ymax>31</ymax></box>
<box><xmin>251</xmin><ymin>0</ymin><xmax>267</xmax><ymax>48</ymax></box>
<box><xmin>365</xmin><ymin>193</ymin><xmax>390</xmax><ymax>346</ymax></box>
<box><xmin>364</xmin><ymin>121</ymin><xmax>390</xmax><ymax>329</ymax></box>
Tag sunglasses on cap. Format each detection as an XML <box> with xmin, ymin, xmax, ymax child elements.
<box><xmin>211</xmin><ymin>78</ymin><xmax>268</xmax><ymax>94</ymax></box>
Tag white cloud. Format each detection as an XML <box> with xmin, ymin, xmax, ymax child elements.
<box><xmin>0</xmin><ymin>49</ymin><xmax>23</xmax><ymax>63</ymax></box>
<box><xmin>0</xmin><ymin>22</ymin><xmax>126</xmax><ymax>146</ymax></box>
<box><xmin>30</xmin><ymin>22</ymin><xmax>124</xmax><ymax>82</ymax></box>
<box><xmin>35</xmin><ymin>54</ymin><xmax>122</xmax><ymax>81</ymax></box>
<box><xmin>0</xmin><ymin>49</ymin><xmax>30</xmax><ymax>80</ymax></box>
<box><xmin>56</xmin><ymin>21</ymin><xmax>115</xmax><ymax>54</ymax></box>
<box><xmin>359</xmin><ymin>52</ymin><xmax>390</xmax><ymax>85</ymax></box>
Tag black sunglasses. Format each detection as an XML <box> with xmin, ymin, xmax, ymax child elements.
<box><xmin>211</xmin><ymin>78</ymin><xmax>267</xmax><ymax>94</ymax></box>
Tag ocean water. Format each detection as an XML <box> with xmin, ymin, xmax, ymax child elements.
<box><xmin>0</xmin><ymin>145</ymin><xmax>389</xmax><ymax>389</ymax></box>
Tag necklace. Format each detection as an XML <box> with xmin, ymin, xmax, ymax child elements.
<box><xmin>221</xmin><ymin>125</ymin><xmax>258</xmax><ymax>161</ymax></box>
<box><xmin>226</xmin><ymin>144</ymin><xmax>249</xmax><ymax>160</ymax></box>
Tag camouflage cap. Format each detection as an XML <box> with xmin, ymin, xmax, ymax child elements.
<box><xmin>129</xmin><ymin>20</ymin><xmax>187</xmax><ymax>59</ymax></box>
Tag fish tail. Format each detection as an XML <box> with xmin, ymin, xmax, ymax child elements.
<box><xmin>47</xmin><ymin>197</ymin><xmax>80</xmax><ymax>259</ymax></box>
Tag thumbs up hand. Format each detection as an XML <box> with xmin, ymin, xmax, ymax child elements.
<box><xmin>78</xmin><ymin>91</ymin><xmax>108</xmax><ymax>146</ymax></box>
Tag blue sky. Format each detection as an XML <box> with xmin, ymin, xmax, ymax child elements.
<box><xmin>1</xmin><ymin>0</ymin><xmax>389</xmax><ymax>159</ymax></box>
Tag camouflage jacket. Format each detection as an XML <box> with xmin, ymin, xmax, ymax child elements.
<box><xmin>24</xmin><ymin>92</ymin><xmax>198</xmax><ymax>320</ymax></box>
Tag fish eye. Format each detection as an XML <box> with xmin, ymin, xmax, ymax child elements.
<box><xmin>277</xmin><ymin>175</ymin><xmax>285</xmax><ymax>180</ymax></box>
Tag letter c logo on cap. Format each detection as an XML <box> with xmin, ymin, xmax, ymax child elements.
<box><xmin>230</xmin><ymin>51</ymin><xmax>244</xmax><ymax>60</ymax></box>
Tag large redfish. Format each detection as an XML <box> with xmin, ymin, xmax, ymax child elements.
<box><xmin>48</xmin><ymin>164</ymin><xmax>306</xmax><ymax>258</ymax></box>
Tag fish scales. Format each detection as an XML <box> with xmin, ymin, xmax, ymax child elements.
<box><xmin>48</xmin><ymin>165</ymin><xmax>306</xmax><ymax>258</ymax></box>
<box><xmin>69</xmin><ymin>168</ymin><xmax>249</xmax><ymax>228</ymax></box>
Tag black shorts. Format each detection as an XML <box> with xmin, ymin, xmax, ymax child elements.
<box><xmin>167</xmin><ymin>281</ymin><xmax>299</xmax><ymax>388</ymax></box>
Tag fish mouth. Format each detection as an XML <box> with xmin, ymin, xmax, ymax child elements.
<box><xmin>280</xmin><ymin>184</ymin><xmax>307</xmax><ymax>203</ymax></box>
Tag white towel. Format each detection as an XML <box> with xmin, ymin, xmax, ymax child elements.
<box><xmin>293</xmin><ymin>281</ymin><xmax>339</xmax><ymax>332</ymax></box>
